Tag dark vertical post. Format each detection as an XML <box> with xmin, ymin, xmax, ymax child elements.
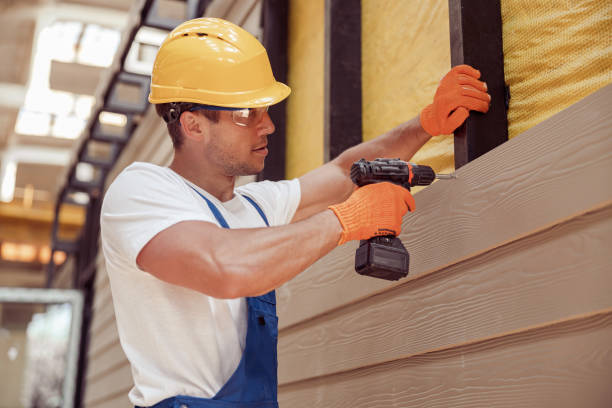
<box><xmin>449</xmin><ymin>0</ymin><xmax>508</xmax><ymax>169</ymax></box>
<box><xmin>325</xmin><ymin>0</ymin><xmax>362</xmax><ymax>161</ymax></box>
<box><xmin>260</xmin><ymin>0</ymin><xmax>289</xmax><ymax>181</ymax></box>
<box><xmin>72</xmin><ymin>181</ymin><xmax>104</xmax><ymax>408</ymax></box>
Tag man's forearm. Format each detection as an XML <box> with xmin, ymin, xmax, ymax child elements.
<box><xmin>294</xmin><ymin>116</ymin><xmax>432</xmax><ymax>222</ymax></box>
<box><xmin>203</xmin><ymin>210</ymin><xmax>342</xmax><ymax>298</ymax></box>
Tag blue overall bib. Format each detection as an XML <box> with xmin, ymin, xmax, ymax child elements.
<box><xmin>139</xmin><ymin>189</ymin><xmax>278</xmax><ymax>408</ymax></box>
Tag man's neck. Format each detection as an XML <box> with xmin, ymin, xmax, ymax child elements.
<box><xmin>169</xmin><ymin>157</ymin><xmax>236</xmax><ymax>202</ymax></box>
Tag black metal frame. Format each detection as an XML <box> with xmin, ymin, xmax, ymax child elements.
<box><xmin>45</xmin><ymin>1</ymin><xmax>209</xmax><ymax>405</ymax></box>
<box><xmin>105</xmin><ymin>72</ymin><xmax>151</xmax><ymax>114</ymax></box>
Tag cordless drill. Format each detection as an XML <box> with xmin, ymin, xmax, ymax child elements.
<box><xmin>350</xmin><ymin>158</ymin><xmax>455</xmax><ymax>281</ymax></box>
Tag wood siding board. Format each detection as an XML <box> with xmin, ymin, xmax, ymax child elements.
<box><xmin>94</xmin><ymin>255</ymin><xmax>107</xmax><ymax>288</ymax></box>
<box><xmin>278</xmin><ymin>311</ymin><xmax>612</xmax><ymax>408</ymax></box>
<box><xmin>86</xmin><ymin>342</ymin><xmax>129</xmax><ymax>383</ymax></box>
<box><xmin>88</xmin><ymin>318</ymin><xmax>120</xmax><ymax>358</ymax></box>
<box><xmin>224</xmin><ymin>0</ymin><xmax>258</xmax><ymax>25</ymax></box>
<box><xmin>90</xmin><ymin>302</ymin><xmax>116</xmax><ymax>336</ymax></box>
<box><xmin>277</xmin><ymin>84</ymin><xmax>612</xmax><ymax>329</ymax></box>
<box><xmin>86</xmin><ymin>391</ymin><xmax>132</xmax><ymax>408</ymax></box>
<box><xmin>93</xmin><ymin>283</ymin><xmax>112</xmax><ymax>311</ymax></box>
<box><xmin>94</xmin><ymin>271</ymin><xmax>109</xmax><ymax>296</ymax></box>
<box><xmin>260</xmin><ymin>0</ymin><xmax>288</xmax><ymax>181</ymax></box>
<box><xmin>84</xmin><ymin>364</ymin><xmax>133</xmax><ymax>406</ymax></box>
<box><xmin>278</xmin><ymin>205</ymin><xmax>612</xmax><ymax>384</ymax></box>
<box><xmin>449</xmin><ymin>0</ymin><xmax>508</xmax><ymax>168</ymax></box>
<box><xmin>325</xmin><ymin>0</ymin><xmax>362</xmax><ymax>161</ymax></box>
<box><xmin>91</xmin><ymin>283</ymin><xmax>113</xmax><ymax>326</ymax></box>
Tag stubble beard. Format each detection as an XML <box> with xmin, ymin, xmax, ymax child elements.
<box><xmin>206</xmin><ymin>134</ymin><xmax>264</xmax><ymax>177</ymax></box>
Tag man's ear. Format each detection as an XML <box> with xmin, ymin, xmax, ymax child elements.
<box><xmin>179</xmin><ymin>111</ymin><xmax>205</xmax><ymax>142</ymax></box>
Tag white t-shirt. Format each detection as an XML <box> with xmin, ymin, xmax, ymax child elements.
<box><xmin>100</xmin><ymin>162</ymin><xmax>301</xmax><ymax>406</ymax></box>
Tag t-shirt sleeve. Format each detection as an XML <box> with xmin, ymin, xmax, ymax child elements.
<box><xmin>237</xmin><ymin>178</ymin><xmax>301</xmax><ymax>226</ymax></box>
<box><xmin>100</xmin><ymin>165</ymin><xmax>216</xmax><ymax>269</ymax></box>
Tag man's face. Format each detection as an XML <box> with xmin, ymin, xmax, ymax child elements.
<box><xmin>203</xmin><ymin>109</ymin><xmax>275</xmax><ymax>176</ymax></box>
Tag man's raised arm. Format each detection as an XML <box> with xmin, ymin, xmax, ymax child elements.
<box><xmin>293</xmin><ymin>65</ymin><xmax>490</xmax><ymax>222</ymax></box>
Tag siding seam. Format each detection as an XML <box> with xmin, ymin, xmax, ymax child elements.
<box><xmin>279</xmin><ymin>306</ymin><xmax>612</xmax><ymax>388</ymax></box>
<box><xmin>86</xmin><ymin>355</ymin><xmax>129</xmax><ymax>384</ymax></box>
<box><xmin>279</xmin><ymin>201</ymin><xmax>612</xmax><ymax>334</ymax></box>
<box><xmin>86</xmin><ymin>387</ymin><xmax>132</xmax><ymax>408</ymax></box>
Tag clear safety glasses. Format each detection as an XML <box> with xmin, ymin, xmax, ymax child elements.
<box><xmin>230</xmin><ymin>106</ymin><xmax>269</xmax><ymax>127</ymax></box>
<box><xmin>189</xmin><ymin>105</ymin><xmax>269</xmax><ymax>127</ymax></box>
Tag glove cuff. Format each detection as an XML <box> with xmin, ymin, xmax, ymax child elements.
<box><xmin>419</xmin><ymin>104</ymin><xmax>439</xmax><ymax>137</ymax></box>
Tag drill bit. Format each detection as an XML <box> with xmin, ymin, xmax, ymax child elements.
<box><xmin>435</xmin><ymin>173</ymin><xmax>456</xmax><ymax>180</ymax></box>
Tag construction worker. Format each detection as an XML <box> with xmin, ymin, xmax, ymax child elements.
<box><xmin>100</xmin><ymin>17</ymin><xmax>490</xmax><ymax>408</ymax></box>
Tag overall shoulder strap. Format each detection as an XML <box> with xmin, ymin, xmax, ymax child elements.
<box><xmin>241</xmin><ymin>195</ymin><xmax>269</xmax><ymax>227</ymax></box>
<box><xmin>186</xmin><ymin>184</ymin><xmax>230</xmax><ymax>229</ymax></box>
<box><xmin>187</xmin><ymin>183</ymin><xmax>270</xmax><ymax>228</ymax></box>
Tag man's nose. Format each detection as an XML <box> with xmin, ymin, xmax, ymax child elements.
<box><xmin>258</xmin><ymin>111</ymin><xmax>275</xmax><ymax>135</ymax></box>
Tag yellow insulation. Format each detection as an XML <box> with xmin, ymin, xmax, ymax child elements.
<box><xmin>285</xmin><ymin>0</ymin><xmax>325</xmax><ymax>179</ymax></box>
<box><xmin>361</xmin><ymin>0</ymin><xmax>454</xmax><ymax>176</ymax></box>
<box><xmin>285</xmin><ymin>0</ymin><xmax>610</xmax><ymax>180</ymax></box>
<box><xmin>502</xmin><ymin>0</ymin><xmax>612</xmax><ymax>139</ymax></box>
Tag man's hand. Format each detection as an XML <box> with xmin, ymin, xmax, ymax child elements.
<box><xmin>420</xmin><ymin>64</ymin><xmax>491</xmax><ymax>136</ymax></box>
<box><xmin>328</xmin><ymin>182</ymin><xmax>415</xmax><ymax>245</ymax></box>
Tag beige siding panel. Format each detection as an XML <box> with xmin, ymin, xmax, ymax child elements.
<box><xmin>224</xmin><ymin>0</ymin><xmax>259</xmax><ymax>27</ymax></box>
<box><xmin>241</xmin><ymin>0</ymin><xmax>263</xmax><ymax>37</ymax></box>
<box><xmin>84</xmin><ymin>364</ymin><xmax>133</xmax><ymax>406</ymax></box>
<box><xmin>87</xmin><ymin>391</ymin><xmax>132</xmax><ymax>408</ymax></box>
<box><xmin>87</xmin><ymin>341</ymin><xmax>129</xmax><ymax>383</ymax></box>
<box><xmin>93</xmin><ymin>275</ymin><xmax>110</xmax><ymax>306</ymax></box>
<box><xmin>93</xmin><ymin>280</ymin><xmax>113</xmax><ymax>311</ymax></box>
<box><xmin>90</xmin><ymin>296</ymin><xmax>115</xmax><ymax>336</ymax></box>
<box><xmin>53</xmin><ymin>257</ymin><xmax>75</xmax><ymax>288</ymax></box>
<box><xmin>89</xmin><ymin>317</ymin><xmax>119</xmax><ymax>358</ymax></box>
<box><xmin>278</xmin><ymin>312</ymin><xmax>612</xmax><ymax>408</ymax></box>
<box><xmin>94</xmin><ymin>253</ymin><xmax>108</xmax><ymax>288</ymax></box>
<box><xmin>278</xmin><ymin>84</ymin><xmax>612</xmax><ymax>329</ymax></box>
<box><xmin>278</xmin><ymin>205</ymin><xmax>612</xmax><ymax>384</ymax></box>
<box><xmin>94</xmin><ymin>276</ymin><xmax>112</xmax><ymax>303</ymax></box>
<box><xmin>105</xmin><ymin>104</ymin><xmax>170</xmax><ymax>185</ymax></box>
<box><xmin>141</xmin><ymin>114</ymin><xmax>173</xmax><ymax>166</ymax></box>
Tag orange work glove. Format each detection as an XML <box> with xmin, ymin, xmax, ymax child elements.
<box><xmin>420</xmin><ymin>64</ymin><xmax>491</xmax><ymax>136</ymax></box>
<box><xmin>329</xmin><ymin>182</ymin><xmax>415</xmax><ymax>246</ymax></box>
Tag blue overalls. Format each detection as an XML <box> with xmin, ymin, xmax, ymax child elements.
<box><xmin>139</xmin><ymin>189</ymin><xmax>279</xmax><ymax>408</ymax></box>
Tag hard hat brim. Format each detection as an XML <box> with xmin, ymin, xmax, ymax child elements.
<box><xmin>149</xmin><ymin>81</ymin><xmax>291</xmax><ymax>108</ymax></box>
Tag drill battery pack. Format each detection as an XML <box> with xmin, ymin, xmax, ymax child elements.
<box><xmin>355</xmin><ymin>236</ymin><xmax>410</xmax><ymax>281</ymax></box>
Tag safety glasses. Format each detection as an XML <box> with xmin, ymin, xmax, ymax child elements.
<box><xmin>230</xmin><ymin>106</ymin><xmax>269</xmax><ymax>127</ymax></box>
<box><xmin>189</xmin><ymin>105</ymin><xmax>269</xmax><ymax>127</ymax></box>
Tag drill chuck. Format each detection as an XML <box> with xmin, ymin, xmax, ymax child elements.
<box><xmin>410</xmin><ymin>165</ymin><xmax>436</xmax><ymax>186</ymax></box>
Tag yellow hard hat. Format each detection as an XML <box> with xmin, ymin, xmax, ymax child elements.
<box><xmin>148</xmin><ymin>18</ymin><xmax>291</xmax><ymax>108</ymax></box>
